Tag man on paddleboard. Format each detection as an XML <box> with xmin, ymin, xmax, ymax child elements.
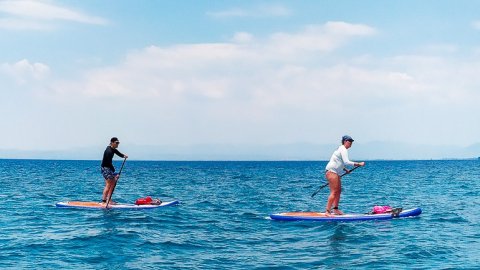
<box><xmin>101</xmin><ymin>137</ymin><xmax>128</xmax><ymax>204</ymax></box>
<box><xmin>325</xmin><ymin>135</ymin><xmax>365</xmax><ymax>215</ymax></box>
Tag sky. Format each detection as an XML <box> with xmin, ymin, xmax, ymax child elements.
<box><xmin>1</xmin><ymin>0</ymin><xmax>480</xmax><ymax>159</ymax></box>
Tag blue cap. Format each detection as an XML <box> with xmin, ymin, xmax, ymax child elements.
<box><xmin>342</xmin><ymin>135</ymin><xmax>354</xmax><ymax>143</ymax></box>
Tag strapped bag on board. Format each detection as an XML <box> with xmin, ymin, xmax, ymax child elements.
<box><xmin>135</xmin><ymin>196</ymin><xmax>162</xmax><ymax>205</ymax></box>
<box><xmin>370</xmin><ymin>205</ymin><xmax>403</xmax><ymax>217</ymax></box>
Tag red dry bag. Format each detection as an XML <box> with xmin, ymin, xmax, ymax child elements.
<box><xmin>135</xmin><ymin>196</ymin><xmax>153</xmax><ymax>205</ymax></box>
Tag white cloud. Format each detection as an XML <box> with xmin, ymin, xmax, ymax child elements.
<box><xmin>207</xmin><ymin>4</ymin><xmax>291</xmax><ymax>19</ymax></box>
<box><xmin>51</xmin><ymin>21</ymin><xmax>471</xmax><ymax>111</ymax></box>
<box><xmin>268</xmin><ymin>22</ymin><xmax>376</xmax><ymax>54</ymax></box>
<box><xmin>49</xmin><ymin>22</ymin><xmax>376</xmax><ymax>101</ymax></box>
<box><xmin>1</xmin><ymin>59</ymin><xmax>50</xmax><ymax>84</ymax></box>
<box><xmin>0</xmin><ymin>17</ymin><xmax>53</xmax><ymax>30</ymax></box>
<box><xmin>0</xmin><ymin>0</ymin><xmax>107</xmax><ymax>30</ymax></box>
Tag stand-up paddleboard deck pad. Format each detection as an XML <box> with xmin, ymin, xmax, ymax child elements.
<box><xmin>270</xmin><ymin>207</ymin><xmax>422</xmax><ymax>222</ymax></box>
<box><xmin>56</xmin><ymin>200</ymin><xmax>179</xmax><ymax>209</ymax></box>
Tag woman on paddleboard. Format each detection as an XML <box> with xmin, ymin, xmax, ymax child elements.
<box><xmin>325</xmin><ymin>135</ymin><xmax>365</xmax><ymax>215</ymax></box>
<box><xmin>101</xmin><ymin>137</ymin><xmax>128</xmax><ymax>204</ymax></box>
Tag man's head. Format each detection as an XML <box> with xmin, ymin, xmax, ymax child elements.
<box><xmin>110</xmin><ymin>137</ymin><xmax>120</xmax><ymax>148</ymax></box>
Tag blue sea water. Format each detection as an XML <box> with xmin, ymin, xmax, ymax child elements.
<box><xmin>0</xmin><ymin>159</ymin><xmax>479</xmax><ymax>269</ymax></box>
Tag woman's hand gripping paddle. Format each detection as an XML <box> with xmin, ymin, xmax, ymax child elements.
<box><xmin>105</xmin><ymin>157</ymin><xmax>127</xmax><ymax>208</ymax></box>
<box><xmin>311</xmin><ymin>166</ymin><xmax>360</xmax><ymax>198</ymax></box>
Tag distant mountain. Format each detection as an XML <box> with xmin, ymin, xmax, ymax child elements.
<box><xmin>127</xmin><ymin>143</ymin><xmax>335</xmax><ymax>161</ymax></box>
<box><xmin>1</xmin><ymin>142</ymin><xmax>479</xmax><ymax>161</ymax></box>
<box><xmin>355</xmin><ymin>141</ymin><xmax>480</xmax><ymax>160</ymax></box>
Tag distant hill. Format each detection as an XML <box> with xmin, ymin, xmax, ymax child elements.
<box><xmin>1</xmin><ymin>142</ymin><xmax>479</xmax><ymax>161</ymax></box>
<box><xmin>355</xmin><ymin>142</ymin><xmax>480</xmax><ymax>160</ymax></box>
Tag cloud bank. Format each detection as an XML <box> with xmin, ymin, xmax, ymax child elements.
<box><xmin>2</xmin><ymin>20</ymin><xmax>480</xmax><ymax>151</ymax></box>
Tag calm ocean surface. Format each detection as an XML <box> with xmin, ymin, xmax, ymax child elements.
<box><xmin>0</xmin><ymin>159</ymin><xmax>479</xmax><ymax>269</ymax></box>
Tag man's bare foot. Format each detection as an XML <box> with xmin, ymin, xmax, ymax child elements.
<box><xmin>333</xmin><ymin>208</ymin><xmax>344</xmax><ymax>215</ymax></box>
<box><xmin>103</xmin><ymin>200</ymin><xmax>117</xmax><ymax>205</ymax></box>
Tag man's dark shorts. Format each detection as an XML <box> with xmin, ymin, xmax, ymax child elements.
<box><xmin>101</xmin><ymin>167</ymin><xmax>118</xmax><ymax>180</ymax></box>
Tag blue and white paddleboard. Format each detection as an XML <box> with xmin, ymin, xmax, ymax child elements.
<box><xmin>56</xmin><ymin>200</ymin><xmax>179</xmax><ymax>209</ymax></box>
<box><xmin>270</xmin><ymin>207</ymin><xmax>422</xmax><ymax>222</ymax></box>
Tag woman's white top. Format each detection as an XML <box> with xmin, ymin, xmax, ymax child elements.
<box><xmin>325</xmin><ymin>145</ymin><xmax>355</xmax><ymax>175</ymax></box>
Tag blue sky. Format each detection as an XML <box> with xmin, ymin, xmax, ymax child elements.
<box><xmin>1</xmin><ymin>1</ymin><xmax>480</xmax><ymax>158</ymax></box>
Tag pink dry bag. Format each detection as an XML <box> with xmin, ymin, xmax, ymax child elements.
<box><xmin>372</xmin><ymin>205</ymin><xmax>392</xmax><ymax>214</ymax></box>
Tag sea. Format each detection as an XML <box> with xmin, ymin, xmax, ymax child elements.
<box><xmin>0</xmin><ymin>159</ymin><xmax>478</xmax><ymax>269</ymax></box>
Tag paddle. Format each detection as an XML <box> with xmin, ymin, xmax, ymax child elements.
<box><xmin>105</xmin><ymin>157</ymin><xmax>127</xmax><ymax>208</ymax></box>
<box><xmin>311</xmin><ymin>166</ymin><xmax>360</xmax><ymax>198</ymax></box>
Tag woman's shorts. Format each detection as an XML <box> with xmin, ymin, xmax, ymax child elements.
<box><xmin>101</xmin><ymin>167</ymin><xmax>118</xmax><ymax>180</ymax></box>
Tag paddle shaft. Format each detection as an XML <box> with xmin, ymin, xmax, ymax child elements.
<box><xmin>311</xmin><ymin>166</ymin><xmax>360</xmax><ymax>198</ymax></box>
<box><xmin>105</xmin><ymin>157</ymin><xmax>127</xmax><ymax>208</ymax></box>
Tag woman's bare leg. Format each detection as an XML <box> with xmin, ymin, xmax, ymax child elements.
<box><xmin>325</xmin><ymin>171</ymin><xmax>340</xmax><ymax>215</ymax></box>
